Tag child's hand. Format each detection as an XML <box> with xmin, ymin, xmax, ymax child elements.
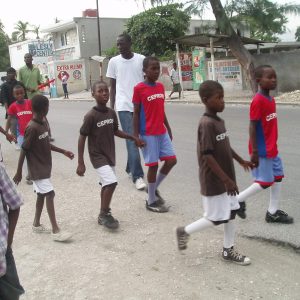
<box><xmin>76</xmin><ymin>163</ymin><xmax>86</xmax><ymax>176</ymax></box>
<box><xmin>6</xmin><ymin>133</ymin><xmax>16</xmax><ymax>144</ymax></box>
<box><xmin>64</xmin><ymin>151</ymin><xmax>74</xmax><ymax>160</ymax></box>
<box><xmin>240</xmin><ymin>160</ymin><xmax>255</xmax><ymax>171</ymax></box>
<box><xmin>251</xmin><ymin>152</ymin><xmax>259</xmax><ymax>168</ymax></box>
<box><xmin>224</xmin><ymin>178</ymin><xmax>239</xmax><ymax>196</ymax></box>
<box><xmin>134</xmin><ymin>137</ymin><xmax>146</xmax><ymax>148</ymax></box>
<box><xmin>13</xmin><ymin>172</ymin><xmax>22</xmax><ymax>185</ymax></box>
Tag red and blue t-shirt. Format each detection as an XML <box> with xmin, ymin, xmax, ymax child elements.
<box><xmin>132</xmin><ymin>82</ymin><xmax>166</xmax><ymax>136</ymax></box>
<box><xmin>8</xmin><ymin>99</ymin><xmax>32</xmax><ymax>136</ymax></box>
<box><xmin>249</xmin><ymin>93</ymin><xmax>278</xmax><ymax>158</ymax></box>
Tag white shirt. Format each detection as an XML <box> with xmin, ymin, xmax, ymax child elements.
<box><xmin>170</xmin><ymin>68</ymin><xmax>180</xmax><ymax>84</ymax></box>
<box><xmin>106</xmin><ymin>53</ymin><xmax>145</xmax><ymax>112</ymax></box>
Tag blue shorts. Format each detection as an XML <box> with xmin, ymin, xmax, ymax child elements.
<box><xmin>252</xmin><ymin>156</ymin><xmax>284</xmax><ymax>186</ymax></box>
<box><xmin>141</xmin><ymin>133</ymin><xmax>176</xmax><ymax>166</ymax></box>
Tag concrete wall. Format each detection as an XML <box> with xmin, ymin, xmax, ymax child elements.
<box><xmin>254</xmin><ymin>50</ymin><xmax>300</xmax><ymax>92</ymax></box>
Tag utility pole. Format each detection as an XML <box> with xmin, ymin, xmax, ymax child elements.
<box><xmin>96</xmin><ymin>0</ymin><xmax>101</xmax><ymax>55</ymax></box>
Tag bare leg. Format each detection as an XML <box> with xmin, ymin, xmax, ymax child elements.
<box><xmin>45</xmin><ymin>191</ymin><xmax>60</xmax><ymax>233</ymax></box>
<box><xmin>159</xmin><ymin>158</ymin><xmax>177</xmax><ymax>176</ymax></box>
<box><xmin>100</xmin><ymin>183</ymin><xmax>117</xmax><ymax>213</ymax></box>
<box><xmin>33</xmin><ymin>194</ymin><xmax>45</xmax><ymax>227</ymax></box>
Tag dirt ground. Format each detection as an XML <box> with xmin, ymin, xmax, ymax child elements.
<box><xmin>1</xmin><ymin>148</ymin><xmax>298</xmax><ymax>300</ymax></box>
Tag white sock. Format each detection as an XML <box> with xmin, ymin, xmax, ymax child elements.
<box><xmin>223</xmin><ymin>221</ymin><xmax>236</xmax><ymax>249</ymax></box>
<box><xmin>268</xmin><ymin>182</ymin><xmax>281</xmax><ymax>214</ymax></box>
<box><xmin>237</xmin><ymin>183</ymin><xmax>263</xmax><ymax>203</ymax></box>
<box><xmin>147</xmin><ymin>182</ymin><xmax>156</xmax><ymax>205</ymax></box>
<box><xmin>184</xmin><ymin>218</ymin><xmax>213</xmax><ymax>235</ymax></box>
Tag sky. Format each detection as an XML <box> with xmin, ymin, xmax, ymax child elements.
<box><xmin>0</xmin><ymin>0</ymin><xmax>299</xmax><ymax>41</ymax></box>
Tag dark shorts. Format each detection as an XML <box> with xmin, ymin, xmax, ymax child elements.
<box><xmin>62</xmin><ymin>84</ymin><xmax>68</xmax><ymax>94</ymax></box>
<box><xmin>172</xmin><ymin>83</ymin><xmax>182</xmax><ymax>92</ymax></box>
<box><xmin>0</xmin><ymin>247</ymin><xmax>24</xmax><ymax>300</ymax></box>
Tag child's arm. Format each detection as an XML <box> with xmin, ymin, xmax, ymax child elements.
<box><xmin>249</xmin><ymin>120</ymin><xmax>259</xmax><ymax>167</ymax></box>
<box><xmin>204</xmin><ymin>154</ymin><xmax>239</xmax><ymax>196</ymax></box>
<box><xmin>231</xmin><ymin>148</ymin><xmax>253</xmax><ymax>171</ymax></box>
<box><xmin>8</xmin><ymin>208</ymin><xmax>20</xmax><ymax>248</ymax></box>
<box><xmin>164</xmin><ymin>113</ymin><xmax>173</xmax><ymax>140</ymax></box>
<box><xmin>0</xmin><ymin>125</ymin><xmax>16</xmax><ymax>143</ymax></box>
<box><xmin>114</xmin><ymin>130</ymin><xmax>145</xmax><ymax>147</ymax></box>
<box><xmin>76</xmin><ymin>135</ymin><xmax>86</xmax><ymax>176</ymax></box>
<box><xmin>50</xmin><ymin>144</ymin><xmax>74</xmax><ymax>159</ymax></box>
<box><xmin>13</xmin><ymin>149</ymin><xmax>26</xmax><ymax>184</ymax></box>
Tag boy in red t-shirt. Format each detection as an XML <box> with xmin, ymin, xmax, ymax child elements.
<box><xmin>133</xmin><ymin>57</ymin><xmax>177</xmax><ymax>213</ymax></box>
<box><xmin>236</xmin><ymin>65</ymin><xmax>293</xmax><ymax>224</ymax></box>
<box><xmin>6</xmin><ymin>85</ymin><xmax>32</xmax><ymax>148</ymax></box>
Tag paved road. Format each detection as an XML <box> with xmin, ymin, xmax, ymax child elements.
<box><xmin>39</xmin><ymin>101</ymin><xmax>300</xmax><ymax>248</ymax></box>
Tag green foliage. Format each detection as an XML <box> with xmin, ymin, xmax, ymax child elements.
<box><xmin>295</xmin><ymin>26</ymin><xmax>300</xmax><ymax>42</ymax></box>
<box><xmin>104</xmin><ymin>46</ymin><xmax>119</xmax><ymax>58</ymax></box>
<box><xmin>224</xmin><ymin>0</ymin><xmax>300</xmax><ymax>41</ymax></box>
<box><xmin>0</xmin><ymin>21</ymin><xmax>10</xmax><ymax>70</ymax></box>
<box><xmin>13</xmin><ymin>21</ymin><xmax>30</xmax><ymax>41</ymax></box>
<box><xmin>127</xmin><ymin>4</ymin><xmax>190</xmax><ymax>56</ymax></box>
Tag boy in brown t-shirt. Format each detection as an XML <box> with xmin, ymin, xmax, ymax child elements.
<box><xmin>13</xmin><ymin>95</ymin><xmax>74</xmax><ymax>242</ymax></box>
<box><xmin>176</xmin><ymin>80</ymin><xmax>253</xmax><ymax>265</ymax></box>
<box><xmin>77</xmin><ymin>81</ymin><xmax>144</xmax><ymax>230</ymax></box>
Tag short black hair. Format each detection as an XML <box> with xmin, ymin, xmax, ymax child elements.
<box><xmin>199</xmin><ymin>80</ymin><xmax>223</xmax><ymax>101</ymax></box>
<box><xmin>92</xmin><ymin>80</ymin><xmax>108</xmax><ymax>92</ymax></box>
<box><xmin>143</xmin><ymin>56</ymin><xmax>159</xmax><ymax>69</ymax></box>
<box><xmin>6</xmin><ymin>67</ymin><xmax>16</xmax><ymax>74</ymax></box>
<box><xmin>31</xmin><ymin>95</ymin><xmax>49</xmax><ymax>114</ymax></box>
<box><xmin>118</xmin><ymin>32</ymin><xmax>132</xmax><ymax>44</ymax></box>
<box><xmin>254</xmin><ymin>65</ymin><xmax>273</xmax><ymax>79</ymax></box>
<box><xmin>13</xmin><ymin>84</ymin><xmax>25</xmax><ymax>92</ymax></box>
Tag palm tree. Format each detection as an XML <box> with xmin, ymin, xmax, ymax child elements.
<box><xmin>31</xmin><ymin>25</ymin><xmax>40</xmax><ymax>39</ymax></box>
<box><xmin>13</xmin><ymin>21</ymin><xmax>30</xmax><ymax>41</ymax></box>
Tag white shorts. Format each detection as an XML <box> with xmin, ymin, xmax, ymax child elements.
<box><xmin>32</xmin><ymin>178</ymin><xmax>54</xmax><ymax>194</ymax></box>
<box><xmin>95</xmin><ymin>165</ymin><xmax>117</xmax><ymax>187</ymax></box>
<box><xmin>202</xmin><ymin>192</ymin><xmax>240</xmax><ymax>222</ymax></box>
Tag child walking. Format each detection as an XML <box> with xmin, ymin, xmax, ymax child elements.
<box><xmin>236</xmin><ymin>65</ymin><xmax>293</xmax><ymax>223</ymax></box>
<box><xmin>76</xmin><ymin>81</ymin><xmax>144</xmax><ymax>230</ymax></box>
<box><xmin>176</xmin><ymin>80</ymin><xmax>252</xmax><ymax>265</ymax></box>
<box><xmin>13</xmin><ymin>94</ymin><xmax>74</xmax><ymax>242</ymax></box>
<box><xmin>6</xmin><ymin>84</ymin><xmax>33</xmax><ymax>184</ymax></box>
<box><xmin>133</xmin><ymin>56</ymin><xmax>177</xmax><ymax>213</ymax></box>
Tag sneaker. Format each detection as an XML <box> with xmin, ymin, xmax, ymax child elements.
<box><xmin>32</xmin><ymin>224</ymin><xmax>51</xmax><ymax>234</ymax></box>
<box><xmin>265</xmin><ymin>210</ymin><xmax>294</xmax><ymax>224</ymax></box>
<box><xmin>145</xmin><ymin>188</ymin><xmax>166</xmax><ymax>206</ymax></box>
<box><xmin>236</xmin><ymin>201</ymin><xmax>246</xmax><ymax>219</ymax></box>
<box><xmin>98</xmin><ymin>210</ymin><xmax>119</xmax><ymax>230</ymax></box>
<box><xmin>145</xmin><ymin>201</ymin><xmax>169</xmax><ymax>213</ymax></box>
<box><xmin>176</xmin><ymin>227</ymin><xmax>189</xmax><ymax>250</ymax></box>
<box><xmin>135</xmin><ymin>177</ymin><xmax>146</xmax><ymax>190</ymax></box>
<box><xmin>52</xmin><ymin>230</ymin><xmax>72</xmax><ymax>242</ymax></box>
<box><xmin>222</xmin><ymin>246</ymin><xmax>251</xmax><ymax>265</ymax></box>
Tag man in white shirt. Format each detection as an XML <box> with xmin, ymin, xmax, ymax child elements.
<box><xmin>106</xmin><ymin>33</ymin><xmax>146</xmax><ymax>190</ymax></box>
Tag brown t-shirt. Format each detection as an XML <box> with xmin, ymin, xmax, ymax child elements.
<box><xmin>197</xmin><ymin>113</ymin><xmax>236</xmax><ymax>196</ymax></box>
<box><xmin>22</xmin><ymin>119</ymin><xmax>52</xmax><ymax>180</ymax></box>
<box><xmin>80</xmin><ymin>107</ymin><xmax>118</xmax><ymax>169</ymax></box>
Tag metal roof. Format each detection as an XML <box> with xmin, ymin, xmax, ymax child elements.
<box><xmin>174</xmin><ymin>33</ymin><xmax>266</xmax><ymax>48</ymax></box>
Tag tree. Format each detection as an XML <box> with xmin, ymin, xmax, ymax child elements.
<box><xmin>127</xmin><ymin>4</ymin><xmax>190</xmax><ymax>57</ymax></box>
<box><xmin>0</xmin><ymin>20</ymin><xmax>11</xmax><ymax>70</ymax></box>
<box><xmin>13</xmin><ymin>21</ymin><xmax>30</xmax><ymax>41</ymax></box>
<box><xmin>209</xmin><ymin>0</ymin><xmax>257</xmax><ymax>92</ymax></box>
<box><xmin>295</xmin><ymin>26</ymin><xmax>300</xmax><ymax>41</ymax></box>
<box><xmin>31</xmin><ymin>25</ymin><xmax>40</xmax><ymax>39</ymax></box>
<box><xmin>225</xmin><ymin>0</ymin><xmax>300</xmax><ymax>41</ymax></box>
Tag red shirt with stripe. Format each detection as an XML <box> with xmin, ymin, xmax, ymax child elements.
<box><xmin>249</xmin><ymin>93</ymin><xmax>278</xmax><ymax>158</ymax></box>
<box><xmin>132</xmin><ymin>82</ymin><xmax>166</xmax><ymax>135</ymax></box>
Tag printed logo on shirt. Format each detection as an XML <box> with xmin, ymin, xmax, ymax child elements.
<box><xmin>17</xmin><ymin>111</ymin><xmax>32</xmax><ymax>116</ymax></box>
<box><xmin>97</xmin><ymin>119</ymin><xmax>113</xmax><ymax>127</ymax></box>
<box><xmin>39</xmin><ymin>132</ymin><xmax>49</xmax><ymax>140</ymax></box>
<box><xmin>147</xmin><ymin>94</ymin><xmax>164</xmax><ymax>102</ymax></box>
<box><xmin>216</xmin><ymin>132</ymin><xmax>229</xmax><ymax>141</ymax></box>
<box><xmin>266</xmin><ymin>113</ymin><xmax>277</xmax><ymax>121</ymax></box>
